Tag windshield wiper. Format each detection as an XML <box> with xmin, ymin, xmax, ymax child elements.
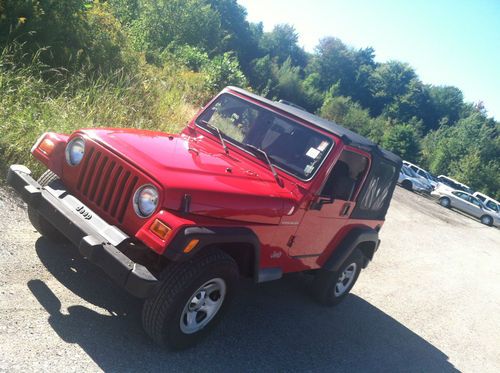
<box><xmin>200</xmin><ymin>120</ymin><xmax>229</xmax><ymax>155</ymax></box>
<box><xmin>243</xmin><ymin>144</ymin><xmax>283</xmax><ymax>188</ymax></box>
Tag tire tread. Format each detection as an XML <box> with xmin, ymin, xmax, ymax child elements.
<box><xmin>142</xmin><ymin>249</ymin><xmax>238</xmax><ymax>348</ymax></box>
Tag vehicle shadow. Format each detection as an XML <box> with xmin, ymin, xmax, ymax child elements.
<box><xmin>30</xmin><ymin>238</ymin><xmax>458</xmax><ymax>372</ymax></box>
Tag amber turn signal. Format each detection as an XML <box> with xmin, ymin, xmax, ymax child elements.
<box><xmin>183</xmin><ymin>239</ymin><xmax>200</xmax><ymax>253</ymax></box>
<box><xmin>150</xmin><ymin>219</ymin><xmax>172</xmax><ymax>240</ymax></box>
<box><xmin>38</xmin><ymin>138</ymin><xmax>55</xmax><ymax>155</ymax></box>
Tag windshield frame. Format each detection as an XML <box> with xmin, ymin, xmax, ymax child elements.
<box><xmin>194</xmin><ymin>93</ymin><xmax>336</xmax><ymax>182</ymax></box>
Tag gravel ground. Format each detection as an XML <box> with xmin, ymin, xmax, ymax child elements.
<box><xmin>0</xmin><ymin>185</ymin><xmax>499</xmax><ymax>372</ymax></box>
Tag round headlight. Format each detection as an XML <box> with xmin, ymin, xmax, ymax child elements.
<box><xmin>65</xmin><ymin>137</ymin><xmax>85</xmax><ymax>166</ymax></box>
<box><xmin>134</xmin><ymin>185</ymin><xmax>159</xmax><ymax>218</ymax></box>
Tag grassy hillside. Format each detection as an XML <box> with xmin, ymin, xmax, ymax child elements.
<box><xmin>0</xmin><ymin>44</ymin><xmax>209</xmax><ymax>177</ymax></box>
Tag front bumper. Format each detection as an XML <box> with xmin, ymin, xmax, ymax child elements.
<box><xmin>492</xmin><ymin>216</ymin><xmax>500</xmax><ymax>228</ymax></box>
<box><xmin>431</xmin><ymin>190</ymin><xmax>445</xmax><ymax>199</ymax></box>
<box><xmin>414</xmin><ymin>185</ymin><xmax>432</xmax><ymax>194</ymax></box>
<box><xmin>7</xmin><ymin>165</ymin><xmax>159</xmax><ymax>298</ymax></box>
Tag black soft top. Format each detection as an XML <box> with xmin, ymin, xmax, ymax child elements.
<box><xmin>226</xmin><ymin>86</ymin><xmax>401</xmax><ymax>165</ymax></box>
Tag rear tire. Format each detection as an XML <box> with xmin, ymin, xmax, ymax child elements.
<box><xmin>142</xmin><ymin>249</ymin><xmax>238</xmax><ymax>350</ymax></box>
<box><xmin>439</xmin><ymin>197</ymin><xmax>451</xmax><ymax>208</ymax></box>
<box><xmin>311</xmin><ymin>249</ymin><xmax>363</xmax><ymax>306</ymax></box>
<box><xmin>480</xmin><ymin>215</ymin><xmax>493</xmax><ymax>226</ymax></box>
<box><xmin>27</xmin><ymin>170</ymin><xmax>66</xmax><ymax>242</ymax></box>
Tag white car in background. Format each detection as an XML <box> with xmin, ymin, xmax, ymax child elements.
<box><xmin>398</xmin><ymin>165</ymin><xmax>433</xmax><ymax>194</ymax></box>
<box><xmin>434</xmin><ymin>189</ymin><xmax>499</xmax><ymax>227</ymax></box>
<box><xmin>435</xmin><ymin>175</ymin><xmax>473</xmax><ymax>194</ymax></box>
<box><xmin>403</xmin><ymin>161</ymin><xmax>438</xmax><ymax>189</ymax></box>
<box><xmin>473</xmin><ymin>192</ymin><xmax>500</xmax><ymax>215</ymax></box>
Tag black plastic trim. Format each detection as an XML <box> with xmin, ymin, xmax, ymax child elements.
<box><xmin>323</xmin><ymin>227</ymin><xmax>379</xmax><ymax>272</ymax></box>
<box><xmin>7</xmin><ymin>165</ymin><xmax>159</xmax><ymax>298</ymax></box>
<box><xmin>164</xmin><ymin>225</ymin><xmax>265</xmax><ymax>281</ymax></box>
<box><xmin>256</xmin><ymin>267</ymin><xmax>283</xmax><ymax>282</ymax></box>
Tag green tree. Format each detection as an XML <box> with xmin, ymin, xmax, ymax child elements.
<box><xmin>320</xmin><ymin>91</ymin><xmax>379</xmax><ymax>139</ymax></box>
<box><xmin>369</xmin><ymin>61</ymin><xmax>418</xmax><ymax>115</ymax></box>
<box><xmin>260</xmin><ymin>24</ymin><xmax>307</xmax><ymax>68</ymax></box>
<box><xmin>381</xmin><ymin>122</ymin><xmax>421</xmax><ymax>162</ymax></box>
<box><xmin>309</xmin><ymin>37</ymin><xmax>356</xmax><ymax>92</ymax></box>
<box><xmin>309</xmin><ymin>37</ymin><xmax>375</xmax><ymax>102</ymax></box>
<box><xmin>427</xmin><ymin>85</ymin><xmax>464</xmax><ymax>126</ymax></box>
<box><xmin>248</xmin><ymin>54</ymin><xmax>275</xmax><ymax>94</ymax></box>
<box><xmin>0</xmin><ymin>1</ymin><xmax>130</xmax><ymax>73</ymax></box>
<box><xmin>128</xmin><ymin>0</ymin><xmax>221</xmax><ymax>52</ymax></box>
<box><xmin>206</xmin><ymin>0</ymin><xmax>260</xmax><ymax>73</ymax></box>
<box><xmin>272</xmin><ymin>58</ymin><xmax>307</xmax><ymax>107</ymax></box>
<box><xmin>202</xmin><ymin>52</ymin><xmax>247</xmax><ymax>93</ymax></box>
<box><xmin>421</xmin><ymin>113</ymin><xmax>499</xmax><ymax>198</ymax></box>
<box><xmin>107</xmin><ymin>0</ymin><xmax>140</xmax><ymax>25</ymax></box>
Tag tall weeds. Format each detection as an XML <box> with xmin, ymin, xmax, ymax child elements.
<box><xmin>0</xmin><ymin>42</ymin><xmax>208</xmax><ymax>177</ymax></box>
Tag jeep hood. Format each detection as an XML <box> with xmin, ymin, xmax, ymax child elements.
<box><xmin>80</xmin><ymin>129</ymin><xmax>298</xmax><ymax>224</ymax></box>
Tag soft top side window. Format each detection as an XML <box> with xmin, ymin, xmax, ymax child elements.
<box><xmin>359</xmin><ymin>162</ymin><xmax>396</xmax><ymax>211</ymax></box>
<box><xmin>321</xmin><ymin>150</ymin><xmax>369</xmax><ymax>201</ymax></box>
<box><xmin>351</xmin><ymin>157</ymin><xmax>399</xmax><ymax>220</ymax></box>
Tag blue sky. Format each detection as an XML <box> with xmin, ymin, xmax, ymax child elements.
<box><xmin>238</xmin><ymin>0</ymin><xmax>500</xmax><ymax>120</ymax></box>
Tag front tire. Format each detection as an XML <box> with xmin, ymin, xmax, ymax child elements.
<box><xmin>142</xmin><ymin>249</ymin><xmax>238</xmax><ymax>350</ymax></box>
<box><xmin>311</xmin><ymin>249</ymin><xmax>363</xmax><ymax>306</ymax></box>
<box><xmin>439</xmin><ymin>197</ymin><xmax>451</xmax><ymax>208</ymax></box>
<box><xmin>27</xmin><ymin>170</ymin><xmax>66</xmax><ymax>242</ymax></box>
<box><xmin>402</xmin><ymin>180</ymin><xmax>413</xmax><ymax>191</ymax></box>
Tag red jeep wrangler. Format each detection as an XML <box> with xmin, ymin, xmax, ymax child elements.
<box><xmin>7</xmin><ymin>87</ymin><xmax>401</xmax><ymax>349</ymax></box>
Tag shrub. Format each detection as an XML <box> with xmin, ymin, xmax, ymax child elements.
<box><xmin>202</xmin><ymin>52</ymin><xmax>247</xmax><ymax>93</ymax></box>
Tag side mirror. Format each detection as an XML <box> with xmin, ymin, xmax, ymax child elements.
<box><xmin>310</xmin><ymin>195</ymin><xmax>334</xmax><ymax>211</ymax></box>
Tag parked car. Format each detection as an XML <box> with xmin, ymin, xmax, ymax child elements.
<box><xmin>473</xmin><ymin>192</ymin><xmax>500</xmax><ymax>215</ymax></box>
<box><xmin>398</xmin><ymin>165</ymin><xmax>432</xmax><ymax>194</ymax></box>
<box><xmin>7</xmin><ymin>86</ymin><xmax>402</xmax><ymax>349</ymax></box>
<box><xmin>436</xmin><ymin>175</ymin><xmax>473</xmax><ymax>194</ymax></box>
<box><xmin>402</xmin><ymin>161</ymin><xmax>438</xmax><ymax>188</ymax></box>
<box><xmin>434</xmin><ymin>189</ymin><xmax>499</xmax><ymax>227</ymax></box>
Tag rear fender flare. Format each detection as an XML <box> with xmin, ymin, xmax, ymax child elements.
<box><xmin>323</xmin><ymin>227</ymin><xmax>380</xmax><ymax>272</ymax></box>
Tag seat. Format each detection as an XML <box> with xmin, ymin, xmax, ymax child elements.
<box><xmin>329</xmin><ymin>161</ymin><xmax>356</xmax><ymax>201</ymax></box>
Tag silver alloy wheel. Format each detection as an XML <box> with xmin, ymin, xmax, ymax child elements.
<box><xmin>334</xmin><ymin>263</ymin><xmax>357</xmax><ymax>297</ymax></box>
<box><xmin>440</xmin><ymin>198</ymin><xmax>450</xmax><ymax>207</ymax></box>
<box><xmin>180</xmin><ymin>278</ymin><xmax>226</xmax><ymax>334</ymax></box>
<box><xmin>481</xmin><ymin>216</ymin><xmax>492</xmax><ymax>225</ymax></box>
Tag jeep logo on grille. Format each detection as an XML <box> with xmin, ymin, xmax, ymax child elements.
<box><xmin>76</xmin><ymin>205</ymin><xmax>93</xmax><ymax>220</ymax></box>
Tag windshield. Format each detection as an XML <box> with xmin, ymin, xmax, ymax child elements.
<box><xmin>439</xmin><ymin>176</ymin><xmax>459</xmax><ymax>189</ymax></box>
<box><xmin>403</xmin><ymin>166</ymin><xmax>417</xmax><ymax>178</ymax></box>
<box><xmin>427</xmin><ymin>173</ymin><xmax>438</xmax><ymax>182</ymax></box>
<box><xmin>196</xmin><ymin>94</ymin><xmax>334</xmax><ymax>180</ymax></box>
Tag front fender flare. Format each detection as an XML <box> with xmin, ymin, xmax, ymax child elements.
<box><xmin>164</xmin><ymin>226</ymin><xmax>263</xmax><ymax>279</ymax></box>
